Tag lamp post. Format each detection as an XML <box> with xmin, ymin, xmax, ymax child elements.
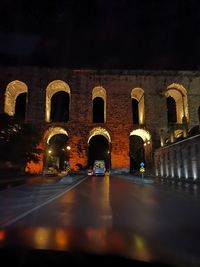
<box><xmin>47</xmin><ymin>149</ymin><xmax>52</xmax><ymax>165</ymax></box>
<box><xmin>107</xmin><ymin>150</ymin><xmax>111</xmax><ymax>175</ymax></box>
<box><xmin>43</xmin><ymin>149</ymin><xmax>53</xmax><ymax>176</ymax></box>
<box><xmin>143</xmin><ymin>139</ymin><xmax>151</xmax><ymax>170</ymax></box>
<box><xmin>63</xmin><ymin>145</ymin><xmax>71</xmax><ymax>173</ymax></box>
<box><xmin>66</xmin><ymin>146</ymin><xmax>71</xmax><ymax>163</ymax></box>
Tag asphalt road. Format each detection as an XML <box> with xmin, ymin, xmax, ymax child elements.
<box><xmin>1</xmin><ymin>175</ymin><xmax>200</xmax><ymax>266</ymax></box>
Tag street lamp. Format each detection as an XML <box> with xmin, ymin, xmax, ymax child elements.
<box><xmin>48</xmin><ymin>150</ymin><xmax>52</xmax><ymax>154</ymax></box>
<box><xmin>66</xmin><ymin>145</ymin><xmax>71</xmax><ymax>162</ymax></box>
<box><xmin>144</xmin><ymin>140</ymin><xmax>151</xmax><ymax>146</ymax></box>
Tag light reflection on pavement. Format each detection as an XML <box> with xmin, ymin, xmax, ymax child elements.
<box><xmin>0</xmin><ymin>175</ymin><xmax>200</xmax><ymax>266</ymax></box>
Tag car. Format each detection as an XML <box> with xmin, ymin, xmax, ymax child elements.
<box><xmin>44</xmin><ymin>167</ymin><xmax>58</xmax><ymax>176</ymax></box>
<box><xmin>87</xmin><ymin>169</ymin><xmax>93</xmax><ymax>176</ymax></box>
<box><xmin>93</xmin><ymin>160</ymin><xmax>106</xmax><ymax>176</ymax></box>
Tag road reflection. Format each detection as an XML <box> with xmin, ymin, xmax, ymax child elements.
<box><xmin>68</xmin><ymin>176</ymin><xmax>112</xmax><ymax>228</ymax></box>
<box><xmin>0</xmin><ymin>227</ymin><xmax>153</xmax><ymax>262</ymax></box>
<box><xmin>1</xmin><ymin>227</ymin><xmax>199</xmax><ymax>266</ymax></box>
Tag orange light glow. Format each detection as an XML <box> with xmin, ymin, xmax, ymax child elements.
<box><xmin>34</xmin><ymin>228</ymin><xmax>50</xmax><ymax>249</ymax></box>
<box><xmin>25</xmin><ymin>143</ymin><xmax>44</xmax><ymax>174</ymax></box>
<box><xmin>0</xmin><ymin>230</ymin><xmax>5</xmax><ymax>241</ymax></box>
<box><xmin>55</xmin><ymin>229</ymin><xmax>70</xmax><ymax>249</ymax></box>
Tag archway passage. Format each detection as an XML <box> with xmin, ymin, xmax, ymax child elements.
<box><xmin>14</xmin><ymin>92</ymin><xmax>27</xmax><ymax>122</ymax></box>
<box><xmin>88</xmin><ymin>135</ymin><xmax>110</xmax><ymax>171</ymax></box>
<box><xmin>50</xmin><ymin>91</ymin><xmax>69</xmax><ymax>122</ymax></box>
<box><xmin>93</xmin><ymin>97</ymin><xmax>104</xmax><ymax>123</ymax></box>
<box><xmin>129</xmin><ymin>135</ymin><xmax>144</xmax><ymax>172</ymax></box>
<box><xmin>45</xmin><ymin>134</ymin><xmax>69</xmax><ymax>170</ymax></box>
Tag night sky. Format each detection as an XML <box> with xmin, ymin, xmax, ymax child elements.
<box><xmin>1</xmin><ymin>0</ymin><xmax>200</xmax><ymax>70</ymax></box>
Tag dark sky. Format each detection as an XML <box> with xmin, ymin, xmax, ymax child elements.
<box><xmin>1</xmin><ymin>0</ymin><xmax>200</xmax><ymax>70</ymax></box>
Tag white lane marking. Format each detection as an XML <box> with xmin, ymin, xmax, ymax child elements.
<box><xmin>1</xmin><ymin>176</ymin><xmax>88</xmax><ymax>227</ymax></box>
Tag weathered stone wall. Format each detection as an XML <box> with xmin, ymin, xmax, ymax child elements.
<box><xmin>0</xmin><ymin>66</ymin><xmax>200</xmax><ymax>172</ymax></box>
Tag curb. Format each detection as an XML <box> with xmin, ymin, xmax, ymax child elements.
<box><xmin>114</xmin><ymin>174</ymin><xmax>154</xmax><ymax>184</ymax></box>
<box><xmin>155</xmin><ymin>176</ymin><xmax>200</xmax><ymax>185</ymax></box>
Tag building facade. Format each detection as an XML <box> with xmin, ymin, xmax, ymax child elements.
<box><xmin>0</xmin><ymin>66</ymin><xmax>200</xmax><ymax>174</ymax></box>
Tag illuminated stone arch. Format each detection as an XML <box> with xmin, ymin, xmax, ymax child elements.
<box><xmin>43</xmin><ymin>126</ymin><xmax>68</xmax><ymax>145</ymax></box>
<box><xmin>46</xmin><ymin>80</ymin><xmax>71</xmax><ymax>122</ymax></box>
<box><xmin>88</xmin><ymin>127</ymin><xmax>111</xmax><ymax>143</ymax></box>
<box><xmin>165</xmin><ymin>83</ymin><xmax>189</xmax><ymax>124</ymax></box>
<box><xmin>88</xmin><ymin>127</ymin><xmax>111</xmax><ymax>170</ymax></box>
<box><xmin>92</xmin><ymin>86</ymin><xmax>106</xmax><ymax>123</ymax></box>
<box><xmin>130</xmin><ymin>128</ymin><xmax>151</xmax><ymax>142</ymax></box>
<box><xmin>43</xmin><ymin>126</ymin><xmax>69</xmax><ymax>170</ymax></box>
<box><xmin>131</xmin><ymin>88</ymin><xmax>145</xmax><ymax>125</ymax></box>
<box><xmin>4</xmin><ymin>80</ymin><xmax>28</xmax><ymax>116</ymax></box>
<box><xmin>129</xmin><ymin>128</ymin><xmax>152</xmax><ymax>170</ymax></box>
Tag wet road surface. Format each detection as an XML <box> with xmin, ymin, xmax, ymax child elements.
<box><xmin>0</xmin><ymin>175</ymin><xmax>87</xmax><ymax>227</ymax></box>
<box><xmin>1</xmin><ymin>175</ymin><xmax>200</xmax><ymax>266</ymax></box>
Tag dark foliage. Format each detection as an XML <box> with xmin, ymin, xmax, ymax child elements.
<box><xmin>0</xmin><ymin>114</ymin><xmax>43</xmax><ymax>170</ymax></box>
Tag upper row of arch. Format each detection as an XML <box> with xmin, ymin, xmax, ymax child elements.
<box><xmin>4</xmin><ymin>79</ymin><xmax>189</xmax><ymax>124</ymax></box>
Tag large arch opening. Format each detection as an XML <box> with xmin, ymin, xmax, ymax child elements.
<box><xmin>93</xmin><ymin>97</ymin><xmax>104</xmax><ymax>123</ymax></box>
<box><xmin>88</xmin><ymin>127</ymin><xmax>111</xmax><ymax>171</ymax></box>
<box><xmin>14</xmin><ymin>92</ymin><xmax>27</xmax><ymax>122</ymax></box>
<box><xmin>129</xmin><ymin>135</ymin><xmax>144</xmax><ymax>172</ymax></box>
<box><xmin>92</xmin><ymin>86</ymin><xmax>106</xmax><ymax>123</ymax></box>
<box><xmin>46</xmin><ymin>80</ymin><xmax>71</xmax><ymax>122</ymax></box>
<box><xmin>50</xmin><ymin>91</ymin><xmax>70</xmax><ymax>122</ymax></box>
<box><xmin>131</xmin><ymin>98</ymin><xmax>139</xmax><ymax>124</ymax></box>
<box><xmin>43</xmin><ymin>127</ymin><xmax>70</xmax><ymax>171</ymax></box>
<box><xmin>47</xmin><ymin>134</ymin><xmax>69</xmax><ymax>170</ymax></box>
<box><xmin>4</xmin><ymin>80</ymin><xmax>28</xmax><ymax>121</ymax></box>
<box><xmin>131</xmin><ymin>88</ymin><xmax>145</xmax><ymax>125</ymax></box>
<box><xmin>165</xmin><ymin>83</ymin><xmax>189</xmax><ymax>124</ymax></box>
<box><xmin>167</xmin><ymin>96</ymin><xmax>177</xmax><ymax>124</ymax></box>
<box><xmin>129</xmin><ymin>129</ymin><xmax>151</xmax><ymax>172</ymax></box>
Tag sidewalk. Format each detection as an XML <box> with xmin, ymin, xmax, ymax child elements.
<box><xmin>113</xmin><ymin>173</ymin><xmax>154</xmax><ymax>184</ymax></box>
<box><xmin>154</xmin><ymin>175</ymin><xmax>200</xmax><ymax>185</ymax></box>
<box><xmin>0</xmin><ymin>172</ymin><xmax>87</xmax><ymax>186</ymax></box>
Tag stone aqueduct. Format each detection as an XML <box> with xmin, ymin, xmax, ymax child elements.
<box><xmin>0</xmin><ymin>66</ymin><xmax>200</xmax><ymax>173</ymax></box>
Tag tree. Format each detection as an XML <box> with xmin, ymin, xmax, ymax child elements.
<box><xmin>0</xmin><ymin>114</ymin><xmax>43</xmax><ymax>172</ymax></box>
